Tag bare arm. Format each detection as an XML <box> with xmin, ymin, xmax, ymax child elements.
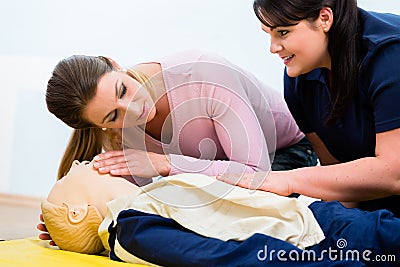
<box><xmin>288</xmin><ymin>129</ymin><xmax>400</xmax><ymax>201</ymax></box>
<box><xmin>218</xmin><ymin>129</ymin><xmax>400</xmax><ymax>202</ymax></box>
<box><xmin>306</xmin><ymin>133</ymin><xmax>358</xmax><ymax>207</ymax></box>
<box><xmin>305</xmin><ymin>133</ymin><xmax>339</xmax><ymax>166</ymax></box>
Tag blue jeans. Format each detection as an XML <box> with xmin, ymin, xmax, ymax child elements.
<box><xmin>271</xmin><ymin>137</ymin><xmax>318</xmax><ymax>171</ymax></box>
<box><xmin>270</xmin><ymin>137</ymin><xmax>317</xmax><ymax>198</ymax></box>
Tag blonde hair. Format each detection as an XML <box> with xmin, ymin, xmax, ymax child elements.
<box><xmin>41</xmin><ymin>201</ymin><xmax>104</xmax><ymax>254</ymax></box>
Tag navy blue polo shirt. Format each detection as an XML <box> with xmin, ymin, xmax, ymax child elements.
<box><xmin>284</xmin><ymin>8</ymin><xmax>400</xmax><ymax>162</ymax></box>
<box><xmin>284</xmin><ymin>8</ymin><xmax>400</xmax><ymax>215</ymax></box>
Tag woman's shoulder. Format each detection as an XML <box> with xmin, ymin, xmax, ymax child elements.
<box><xmin>157</xmin><ymin>49</ymin><xmax>231</xmax><ymax>70</ymax></box>
<box><xmin>134</xmin><ymin>50</ymin><xmax>219</xmax><ymax>74</ymax></box>
<box><xmin>359</xmin><ymin>8</ymin><xmax>400</xmax><ymax>48</ymax></box>
<box><xmin>358</xmin><ymin>10</ymin><xmax>400</xmax><ymax>87</ymax></box>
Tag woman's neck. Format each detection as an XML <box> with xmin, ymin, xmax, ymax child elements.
<box><xmin>135</xmin><ymin>63</ymin><xmax>172</xmax><ymax>142</ymax></box>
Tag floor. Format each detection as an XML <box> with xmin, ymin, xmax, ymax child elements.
<box><xmin>0</xmin><ymin>193</ymin><xmax>45</xmax><ymax>240</ymax></box>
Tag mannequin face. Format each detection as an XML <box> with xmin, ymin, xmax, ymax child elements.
<box><xmin>47</xmin><ymin>160</ymin><xmax>139</xmax><ymax>217</ymax></box>
<box><xmin>41</xmin><ymin>160</ymin><xmax>140</xmax><ymax>254</ymax></box>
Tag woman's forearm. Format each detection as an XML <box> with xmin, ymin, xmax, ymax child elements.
<box><xmin>168</xmin><ymin>154</ymin><xmax>265</xmax><ymax>176</ymax></box>
<box><xmin>290</xmin><ymin>156</ymin><xmax>400</xmax><ymax>201</ymax></box>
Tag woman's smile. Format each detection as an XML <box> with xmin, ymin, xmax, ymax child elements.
<box><xmin>282</xmin><ymin>54</ymin><xmax>295</xmax><ymax>65</ymax></box>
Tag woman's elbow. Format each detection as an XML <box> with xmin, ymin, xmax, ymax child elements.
<box><xmin>387</xmin><ymin>166</ymin><xmax>400</xmax><ymax>195</ymax></box>
<box><xmin>393</xmin><ymin>175</ymin><xmax>400</xmax><ymax>195</ymax></box>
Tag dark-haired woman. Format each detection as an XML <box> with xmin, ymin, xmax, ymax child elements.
<box><xmin>219</xmin><ymin>0</ymin><xmax>400</xmax><ymax>216</ymax></box>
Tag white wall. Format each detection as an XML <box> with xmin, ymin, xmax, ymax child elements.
<box><xmin>0</xmin><ymin>0</ymin><xmax>399</xmax><ymax>197</ymax></box>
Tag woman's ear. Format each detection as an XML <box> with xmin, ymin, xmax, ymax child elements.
<box><xmin>63</xmin><ymin>203</ymin><xmax>89</xmax><ymax>223</ymax></box>
<box><xmin>319</xmin><ymin>7</ymin><xmax>334</xmax><ymax>32</ymax></box>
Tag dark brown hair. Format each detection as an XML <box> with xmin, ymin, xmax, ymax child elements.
<box><xmin>253</xmin><ymin>0</ymin><xmax>360</xmax><ymax>124</ymax></box>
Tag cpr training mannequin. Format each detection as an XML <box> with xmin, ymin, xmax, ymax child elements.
<box><xmin>41</xmin><ymin>160</ymin><xmax>140</xmax><ymax>254</ymax></box>
<box><xmin>42</xmin><ymin>161</ymin><xmax>400</xmax><ymax>266</ymax></box>
<box><xmin>41</xmin><ymin>160</ymin><xmax>325</xmax><ymax>255</ymax></box>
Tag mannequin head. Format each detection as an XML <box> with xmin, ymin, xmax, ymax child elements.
<box><xmin>41</xmin><ymin>160</ymin><xmax>139</xmax><ymax>254</ymax></box>
<box><xmin>41</xmin><ymin>201</ymin><xmax>104</xmax><ymax>254</ymax></box>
